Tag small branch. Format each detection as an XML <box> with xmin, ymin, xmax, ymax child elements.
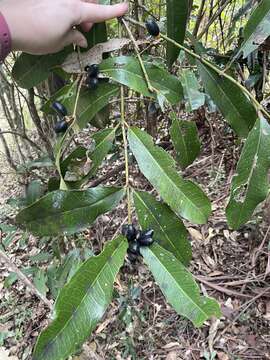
<box><xmin>124</xmin><ymin>16</ymin><xmax>270</xmax><ymax>121</ymax></box>
<box><xmin>196</xmin><ymin>275</ymin><xmax>253</xmax><ymax>299</ymax></box>
<box><xmin>0</xmin><ymin>249</ymin><xmax>53</xmax><ymax>310</ymax></box>
<box><xmin>0</xmin><ymin>130</ymin><xmax>43</xmax><ymax>152</ymax></box>
<box><xmin>197</xmin><ymin>0</ymin><xmax>232</xmax><ymax>40</ymax></box>
<box><xmin>121</xmin><ymin>18</ymin><xmax>157</xmax><ymax>94</ymax></box>
<box><xmin>120</xmin><ymin>86</ymin><xmax>132</xmax><ymax>224</ymax></box>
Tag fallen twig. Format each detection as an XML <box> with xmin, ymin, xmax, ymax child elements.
<box><xmin>0</xmin><ymin>249</ymin><xmax>53</xmax><ymax>310</ymax></box>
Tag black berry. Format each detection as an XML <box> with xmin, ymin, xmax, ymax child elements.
<box><xmin>137</xmin><ymin>229</ymin><xmax>155</xmax><ymax>246</ymax></box>
<box><xmin>52</xmin><ymin>101</ymin><xmax>67</xmax><ymax>117</ymax></box>
<box><xmin>128</xmin><ymin>241</ymin><xmax>140</xmax><ymax>255</ymax></box>
<box><xmin>145</xmin><ymin>20</ymin><xmax>160</xmax><ymax>37</ymax></box>
<box><xmin>85</xmin><ymin>64</ymin><xmax>99</xmax><ymax>78</ymax></box>
<box><xmin>86</xmin><ymin>76</ymin><xmax>99</xmax><ymax>90</ymax></box>
<box><xmin>122</xmin><ymin>224</ymin><xmax>137</xmax><ymax>242</ymax></box>
<box><xmin>54</xmin><ymin>119</ymin><xmax>69</xmax><ymax>134</ymax></box>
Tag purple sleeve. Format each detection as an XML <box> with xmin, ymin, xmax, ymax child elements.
<box><xmin>0</xmin><ymin>11</ymin><xmax>11</xmax><ymax>62</ymax></box>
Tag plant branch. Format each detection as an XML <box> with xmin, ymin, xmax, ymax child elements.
<box><xmin>0</xmin><ymin>130</ymin><xmax>43</xmax><ymax>152</ymax></box>
<box><xmin>121</xmin><ymin>18</ymin><xmax>157</xmax><ymax>94</ymax></box>
<box><xmin>124</xmin><ymin>16</ymin><xmax>270</xmax><ymax>121</ymax></box>
<box><xmin>120</xmin><ymin>86</ymin><xmax>132</xmax><ymax>224</ymax></box>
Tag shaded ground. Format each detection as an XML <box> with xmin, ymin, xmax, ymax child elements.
<box><xmin>0</xmin><ymin>113</ymin><xmax>270</xmax><ymax>360</ymax></box>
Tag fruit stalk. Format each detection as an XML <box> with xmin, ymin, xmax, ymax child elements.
<box><xmin>120</xmin><ymin>86</ymin><xmax>132</xmax><ymax>224</ymax></box>
<box><xmin>124</xmin><ymin>16</ymin><xmax>270</xmax><ymax>121</ymax></box>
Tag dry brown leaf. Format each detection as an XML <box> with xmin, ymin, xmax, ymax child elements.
<box><xmin>165</xmin><ymin>351</ymin><xmax>182</xmax><ymax>360</ymax></box>
<box><xmin>163</xmin><ymin>342</ymin><xmax>181</xmax><ymax>350</ymax></box>
<box><xmin>187</xmin><ymin>227</ymin><xmax>203</xmax><ymax>241</ymax></box>
<box><xmin>208</xmin><ymin>318</ymin><xmax>220</xmax><ymax>352</ymax></box>
<box><xmin>217</xmin><ymin>352</ymin><xmax>229</xmax><ymax>360</ymax></box>
<box><xmin>62</xmin><ymin>38</ymin><xmax>148</xmax><ymax>73</ymax></box>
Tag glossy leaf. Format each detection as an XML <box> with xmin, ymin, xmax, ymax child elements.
<box><xmin>170</xmin><ymin>115</ymin><xmax>201</xmax><ymax>169</ymax></box>
<box><xmin>88</xmin><ymin>128</ymin><xmax>116</xmax><ymax>177</ymax></box>
<box><xmin>16</xmin><ymin>186</ymin><xmax>124</xmax><ymax>236</ymax></box>
<box><xmin>134</xmin><ymin>191</ymin><xmax>192</xmax><ymax>265</ymax></box>
<box><xmin>226</xmin><ymin>117</ymin><xmax>270</xmax><ymax>229</ymax></box>
<box><xmin>12</xmin><ymin>50</ymin><xmax>69</xmax><ymax>89</ymax></box>
<box><xmin>166</xmin><ymin>0</ymin><xmax>189</xmax><ymax>67</ymax></box>
<box><xmin>197</xmin><ymin>61</ymin><xmax>257</xmax><ymax>138</ymax></box>
<box><xmin>42</xmin><ymin>82</ymin><xmax>119</xmax><ymax>129</ymax></box>
<box><xmin>237</xmin><ymin>0</ymin><xmax>270</xmax><ymax>58</ymax></box>
<box><xmin>128</xmin><ymin>127</ymin><xmax>211</xmax><ymax>224</ymax></box>
<box><xmin>141</xmin><ymin>243</ymin><xmax>221</xmax><ymax>327</ymax></box>
<box><xmin>180</xmin><ymin>69</ymin><xmax>205</xmax><ymax>111</ymax></box>
<box><xmin>100</xmin><ymin>56</ymin><xmax>183</xmax><ymax>105</ymax></box>
<box><xmin>33</xmin><ymin>236</ymin><xmax>127</xmax><ymax>360</ymax></box>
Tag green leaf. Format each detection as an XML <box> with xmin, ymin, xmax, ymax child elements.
<box><xmin>26</xmin><ymin>180</ymin><xmax>43</xmax><ymax>205</ymax></box>
<box><xmin>86</xmin><ymin>21</ymin><xmax>110</xmax><ymax>127</ymax></box>
<box><xmin>88</xmin><ymin>127</ymin><xmax>116</xmax><ymax>177</ymax></box>
<box><xmin>128</xmin><ymin>127</ymin><xmax>211</xmax><ymax>224</ymax></box>
<box><xmin>16</xmin><ymin>186</ymin><xmax>125</xmax><ymax>236</ymax></box>
<box><xmin>180</xmin><ymin>69</ymin><xmax>205</xmax><ymax>111</ymax></box>
<box><xmin>134</xmin><ymin>191</ymin><xmax>192</xmax><ymax>265</ymax></box>
<box><xmin>237</xmin><ymin>0</ymin><xmax>270</xmax><ymax>58</ymax></box>
<box><xmin>42</xmin><ymin>82</ymin><xmax>119</xmax><ymax>129</ymax></box>
<box><xmin>226</xmin><ymin>117</ymin><xmax>270</xmax><ymax>229</ymax></box>
<box><xmin>141</xmin><ymin>243</ymin><xmax>221</xmax><ymax>327</ymax></box>
<box><xmin>12</xmin><ymin>50</ymin><xmax>69</xmax><ymax>89</ymax></box>
<box><xmin>100</xmin><ymin>56</ymin><xmax>183</xmax><ymax>105</ymax></box>
<box><xmin>166</xmin><ymin>0</ymin><xmax>189</xmax><ymax>67</ymax></box>
<box><xmin>33</xmin><ymin>236</ymin><xmax>127</xmax><ymax>360</ymax></box>
<box><xmin>33</xmin><ymin>269</ymin><xmax>48</xmax><ymax>296</ymax></box>
<box><xmin>197</xmin><ymin>61</ymin><xmax>257</xmax><ymax>138</ymax></box>
<box><xmin>170</xmin><ymin>115</ymin><xmax>201</xmax><ymax>169</ymax></box>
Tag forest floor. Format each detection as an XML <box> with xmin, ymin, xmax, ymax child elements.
<box><xmin>0</xmin><ymin>111</ymin><xmax>270</xmax><ymax>360</ymax></box>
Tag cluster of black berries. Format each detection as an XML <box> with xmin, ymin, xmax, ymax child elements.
<box><xmin>122</xmin><ymin>224</ymin><xmax>155</xmax><ymax>261</ymax></box>
<box><xmin>52</xmin><ymin>101</ymin><xmax>70</xmax><ymax>134</ymax></box>
<box><xmin>145</xmin><ymin>20</ymin><xmax>160</xmax><ymax>37</ymax></box>
<box><xmin>85</xmin><ymin>64</ymin><xmax>99</xmax><ymax>90</ymax></box>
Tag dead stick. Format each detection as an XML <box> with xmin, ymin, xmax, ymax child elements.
<box><xmin>196</xmin><ymin>276</ymin><xmax>253</xmax><ymax>299</ymax></box>
<box><xmin>0</xmin><ymin>249</ymin><xmax>53</xmax><ymax>310</ymax></box>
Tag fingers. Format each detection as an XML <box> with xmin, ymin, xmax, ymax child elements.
<box><xmin>63</xmin><ymin>29</ymin><xmax>88</xmax><ymax>48</ymax></box>
<box><xmin>78</xmin><ymin>2</ymin><xmax>128</xmax><ymax>24</ymax></box>
<box><xmin>80</xmin><ymin>21</ymin><xmax>93</xmax><ymax>32</ymax></box>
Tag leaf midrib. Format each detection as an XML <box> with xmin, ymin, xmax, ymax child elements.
<box><xmin>232</xmin><ymin>121</ymin><xmax>263</xmax><ymax>225</ymax></box>
<box><xmin>37</xmin><ymin>239</ymin><xmax>125</xmax><ymax>359</ymax></box>
<box><xmin>79</xmin><ymin>87</ymin><xmax>118</xmax><ymax>120</ymax></box>
<box><xmin>147</xmin><ymin>245</ymin><xmax>211</xmax><ymax>320</ymax></box>
<box><xmin>24</xmin><ymin>189</ymin><xmax>122</xmax><ymax>224</ymax></box>
<box><xmin>130</xmin><ymin>129</ymin><xmax>206</xmax><ymax>221</ymax></box>
<box><xmin>135</xmin><ymin>192</ymin><xmax>184</xmax><ymax>262</ymax></box>
<box><xmin>200</xmin><ymin>63</ymin><xmax>249</xmax><ymax>129</ymax></box>
<box><xmin>171</xmin><ymin>120</ymin><xmax>189</xmax><ymax>167</ymax></box>
<box><xmin>104</xmin><ymin>67</ymin><xmax>180</xmax><ymax>100</ymax></box>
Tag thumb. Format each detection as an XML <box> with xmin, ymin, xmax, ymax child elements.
<box><xmin>63</xmin><ymin>29</ymin><xmax>88</xmax><ymax>48</ymax></box>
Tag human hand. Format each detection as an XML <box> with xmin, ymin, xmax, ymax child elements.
<box><xmin>0</xmin><ymin>0</ymin><xmax>128</xmax><ymax>55</ymax></box>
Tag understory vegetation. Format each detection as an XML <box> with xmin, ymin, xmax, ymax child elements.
<box><xmin>0</xmin><ymin>0</ymin><xmax>270</xmax><ymax>359</ymax></box>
